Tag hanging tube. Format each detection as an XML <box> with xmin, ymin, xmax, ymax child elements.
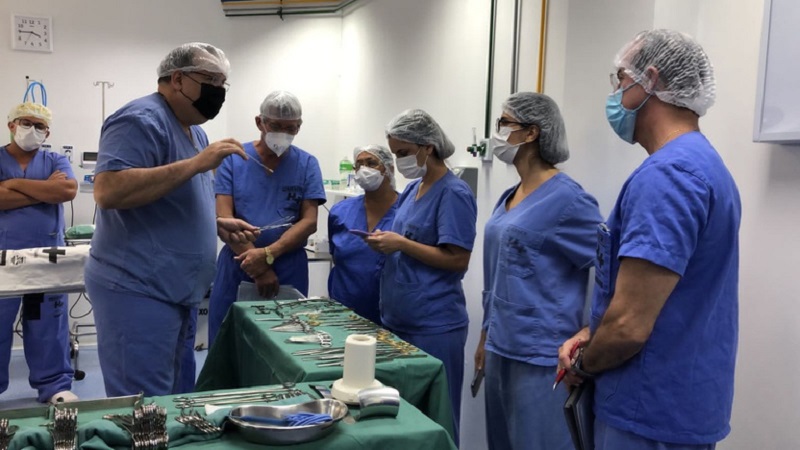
<box><xmin>510</xmin><ymin>0</ymin><xmax>523</xmax><ymax>94</ymax></box>
<box><xmin>484</xmin><ymin>0</ymin><xmax>499</xmax><ymax>138</ymax></box>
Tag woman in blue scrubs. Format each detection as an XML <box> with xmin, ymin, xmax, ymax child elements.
<box><xmin>474</xmin><ymin>92</ymin><xmax>602</xmax><ymax>450</ymax></box>
<box><xmin>366</xmin><ymin>109</ymin><xmax>477</xmax><ymax>445</ymax></box>
<box><xmin>327</xmin><ymin>145</ymin><xmax>397</xmax><ymax>324</ymax></box>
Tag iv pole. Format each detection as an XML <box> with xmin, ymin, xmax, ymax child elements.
<box><xmin>93</xmin><ymin>81</ymin><xmax>114</xmax><ymax>122</ymax></box>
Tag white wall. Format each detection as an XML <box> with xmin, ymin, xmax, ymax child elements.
<box><xmin>2</xmin><ymin>0</ymin><xmax>799</xmax><ymax>448</ymax></box>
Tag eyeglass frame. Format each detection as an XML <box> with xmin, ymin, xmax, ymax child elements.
<box><xmin>182</xmin><ymin>72</ymin><xmax>230</xmax><ymax>91</ymax></box>
<box><xmin>354</xmin><ymin>155</ymin><xmax>383</xmax><ymax>170</ymax></box>
<box><xmin>14</xmin><ymin>118</ymin><xmax>49</xmax><ymax>132</ymax></box>
<box><xmin>261</xmin><ymin>117</ymin><xmax>302</xmax><ymax>135</ymax></box>
<box><xmin>495</xmin><ymin>117</ymin><xmax>533</xmax><ymax>133</ymax></box>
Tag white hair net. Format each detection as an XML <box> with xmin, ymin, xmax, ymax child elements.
<box><xmin>157</xmin><ymin>42</ymin><xmax>231</xmax><ymax>79</ymax></box>
<box><xmin>502</xmin><ymin>92</ymin><xmax>569</xmax><ymax>165</ymax></box>
<box><xmin>8</xmin><ymin>102</ymin><xmax>52</xmax><ymax>127</ymax></box>
<box><xmin>615</xmin><ymin>29</ymin><xmax>715</xmax><ymax>116</ymax></box>
<box><xmin>260</xmin><ymin>91</ymin><xmax>302</xmax><ymax>120</ymax></box>
<box><xmin>354</xmin><ymin>144</ymin><xmax>396</xmax><ymax>187</ymax></box>
<box><xmin>385</xmin><ymin>109</ymin><xmax>455</xmax><ymax>159</ymax></box>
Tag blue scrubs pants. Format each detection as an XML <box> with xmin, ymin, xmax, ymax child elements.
<box><xmin>86</xmin><ymin>278</ymin><xmax>193</xmax><ymax>397</ymax></box>
<box><xmin>484</xmin><ymin>351</ymin><xmax>571</xmax><ymax>450</ymax></box>
<box><xmin>595</xmin><ymin>419</ymin><xmax>716</xmax><ymax>450</ymax></box>
<box><xmin>394</xmin><ymin>326</ymin><xmax>467</xmax><ymax>447</ymax></box>
<box><xmin>178</xmin><ymin>307</ymin><xmax>198</xmax><ymax>394</ymax></box>
<box><xmin>0</xmin><ymin>294</ymin><xmax>73</xmax><ymax>403</ymax></box>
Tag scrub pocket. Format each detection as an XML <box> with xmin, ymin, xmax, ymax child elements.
<box><xmin>499</xmin><ymin>225</ymin><xmax>543</xmax><ymax>279</ymax></box>
<box><xmin>488</xmin><ymin>295</ymin><xmax>544</xmax><ymax>353</ymax></box>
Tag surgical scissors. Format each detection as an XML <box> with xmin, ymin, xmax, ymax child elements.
<box><xmin>248</xmin><ymin>156</ymin><xmax>274</xmax><ymax>173</ymax></box>
<box><xmin>258</xmin><ymin>216</ymin><xmax>296</xmax><ymax>231</ymax></box>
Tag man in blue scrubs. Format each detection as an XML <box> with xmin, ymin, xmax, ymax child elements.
<box><xmin>85</xmin><ymin>43</ymin><xmax>257</xmax><ymax>397</ymax></box>
<box><xmin>209</xmin><ymin>91</ymin><xmax>325</xmax><ymax>345</ymax></box>
<box><xmin>0</xmin><ymin>102</ymin><xmax>78</xmax><ymax>404</ymax></box>
<box><xmin>559</xmin><ymin>30</ymin><xmax>741</xmax><ymax>449</ymax></box>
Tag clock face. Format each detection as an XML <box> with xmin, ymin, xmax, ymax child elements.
<box><xmin>12</xmin><ymin>15</ymin><xmax>52</xmax><ymax>52</ymax></box>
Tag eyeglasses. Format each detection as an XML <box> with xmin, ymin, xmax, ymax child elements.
<box><xmin>609</xmin><ymin>72</ymin><xmax>622</xmax><ymax>91</ymax></box>
<box><xmin>263</xmin><ymin>120</ymin><xmax>302</xmax><ymax>135</ymax></box>
<box><xmin>354</xmin><ymin>158</ymin><xmax>382</xmax><ymax>170</ymax></box>
<box><xmin>15</xmin><ymin>118</ymin><xmax>49</xmax><ymax>132</ymax></box>
<box><xmin>495</xmin><ymin>117</ymin><xmax>532</xmax><ymax>133</ymax></box>
<box><xmin>183</xmin><ymin>72</ymin><xmax>230</xmax><ymax>91</ymax></box>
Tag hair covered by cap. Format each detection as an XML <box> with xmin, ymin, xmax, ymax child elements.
<box><xmin>157</xmin><ymin>42</ymin><xmax>231</xmax><ymax>79</ymax></box>
<box><xmin>385</xmin><ymin>109</ymin><xmax>455</xmax><ymax>159</ymax></box>
<box><xmin>615</xmin><ymin>29</ymin><xmax>715</xmax><ymax>116</ymax></box>
<box><xmin>8</xmin><ymin>102</ymin><xmax>52</xmax><ymax>127</ymax></box>
<box><xmin>354</xmin><ymin>144</ymin><xmax>395</xmax><ymax>178</ymax></box>
<box><xmin>503</xmin><ymin>92</ymin><xmax>569</xmax><ymax>165</ymax></box>
<box><xmin>260</xmin><ymin>91</ymin><xmax>302</xmax><ymax>120</ymax></box>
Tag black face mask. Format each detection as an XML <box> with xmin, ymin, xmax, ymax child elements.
<box><xmin>183</xmin><ymin>82</ymin><xmax>226</xmax><ymax>120</ymax></box>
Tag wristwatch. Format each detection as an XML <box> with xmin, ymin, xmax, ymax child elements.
<box><xmin>264</xmin><ymin>247</ymin><xmax>275</xmax><ymax>265</ymax></box>
<box><xmin>571</xmin><ymin>347</ymin><xmax>596</xmax><ymax>379</ymax></box>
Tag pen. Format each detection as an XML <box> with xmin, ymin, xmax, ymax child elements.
<box><xmin>553</xmin><ymin>340</ymin><xmax>582</xmax><ymax>390</ymax></box>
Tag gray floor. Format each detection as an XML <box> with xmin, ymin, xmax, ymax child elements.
<box><xmin>0</xmin><ymin>346</ymin><xmax>208</xmax><ymax>410</ymax></box>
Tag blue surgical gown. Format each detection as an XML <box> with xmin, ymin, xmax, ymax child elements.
<box><xmin>208</xmin><ymin>142</ymin><xmax>325</xmax><ymax>344</ymax></box>
<box><xmin>591</xmin><ymin>132</ymin><xmax>740</xmax><ymax>445</ymax></box>
<box><xmin>327</xmin><ymin>194</ymin><xmax>397</xmax><ymax>324</ymax></box>
<box><xmin>0</xmin><ymin>146</ymin><xmax>75</xmax><ymax>402</ymax></box>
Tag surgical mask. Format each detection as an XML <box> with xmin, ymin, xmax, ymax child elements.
<box><xmin>396</xmin><ymin>152</ymin><xmax>428</xmax><ymax>179</ymax></box>
<box><xmin>184</xmin><ymin>82</ymin><xmax>226</xmax><ymax>120</ymax></box>
<box><xmin>355</xmin><ymin>167</ymin><xmax>385</xmax><ymax>191</ymax></box>
<box><xmin>14</xmin><ymin>125</ymin><xmax>47</xmax><ymax>152</ymax></box>
<box><xmin>490</xmin><ymin>127</ymin><xmax>522</xmax><ymax>164</ymax></box>
<box><xmin>264</xmin><ymin>132</ymin><xmax>294</xmax><ymax>157</ymax></box>
<box><xmin>605</xmin><ymin>84</ymin><xmax>650</xmax><ymax>144</ymax></box>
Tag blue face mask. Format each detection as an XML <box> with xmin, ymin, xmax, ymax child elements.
<box><xmin>605</xmin><ymin>84</ymin><xmax>651</xmax><ymax>144</ymax></box>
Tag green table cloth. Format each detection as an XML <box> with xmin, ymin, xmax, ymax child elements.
<box><xmin>2</xmin><ymin>383</ymin><xmax>456</xmax><ymax>449</ymax></box>
<box><xmin>195</xmin><ymin>301</ymin><xmax>455</xmax><ymax>440</ymax></box>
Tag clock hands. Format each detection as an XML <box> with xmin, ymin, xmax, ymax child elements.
<box><xmin>19</xmin><ymin>30</ymin><xmax>42</xmax><ymax>38</ymax></box>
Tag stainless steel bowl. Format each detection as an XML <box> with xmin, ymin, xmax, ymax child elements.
<box><xmin>227</xmin><ymin>399</ymin><xmax>348</xmax><ymax>445</ymax></box>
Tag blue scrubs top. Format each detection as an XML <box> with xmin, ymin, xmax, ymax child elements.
<box><xmin>0</xmin><ymin>147</ymin><xmax>74</xmax><ymax>249</ymax></box>
<box><xmin>483</xmin><ymin>173</ymin><xmax>601</xmax><ymax>366</ymax></box>
<box><xmin>215</xmin><ymin>141</ymin><xmax>326</xmax><ymax>289</ymax></box>
<box><xmin>590</xmin><ymin>132</ymin><xmax>741</xmax><ymax>445</ymax></box>
<box><xmin>327</xmin><ymin>195</ymin><xmax>397</xmax><ymax>324</ymax></box>
<box><xmin>85</xmin><ymin>93</ymin><xmax>216</xmax><ymax>306</ymax></box>
<box><xmin>380</xmin><ymin>171</ymin><xmax>477</xmax><ymax>334</ymax></box>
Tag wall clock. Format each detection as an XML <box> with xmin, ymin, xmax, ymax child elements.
<box><xmin>12</xmin><ymin>14</ymin><xmax>53</xmax><ymax>52</ymax></box>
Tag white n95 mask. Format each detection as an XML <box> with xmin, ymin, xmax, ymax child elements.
<box><xmin>396</xmin><ymin>153</ymin><xmax>428</xmax><ymax>179</ymax></box>
<box><xmin>264</xmin><ymin>132</ymin><xmax>294</xmax><ymax>157</ymax></box>
<box><xmin>355</xmin><ymin>167</ymin><xmax>385</xmax><ymax>191</ymax></box>
<box><xmin>14</xmin><ymin>126</ymin><xmax>47</xmax><ymax>152</ymax></box>
<box><xmin>490</xmin><ymin>127</ymin><xmax>522</xmax><ymax>164</ymax></box>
